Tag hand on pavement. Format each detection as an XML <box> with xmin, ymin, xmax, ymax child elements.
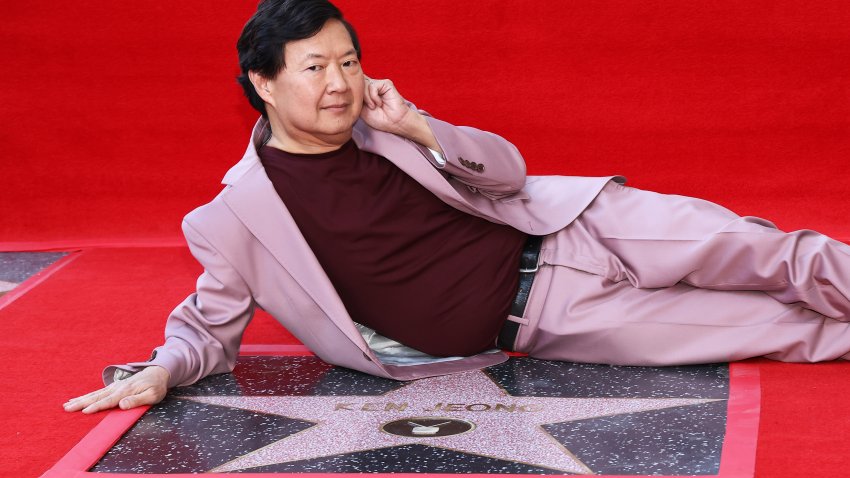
<box><xmin>63</xmin><ymin>365</ymin><xmax>170</xmax><ymax>414</ymax></box>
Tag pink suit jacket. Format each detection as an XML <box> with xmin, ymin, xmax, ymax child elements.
<box><xmin>106</xmin><ymin>114</ymin><xmax>621</xmax><ymax>387</ymax></box>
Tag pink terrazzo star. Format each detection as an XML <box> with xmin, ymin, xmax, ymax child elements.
<box><xmin>179</xmin><ymin>369</ymin><xmax>719</xmax><ymax>473</ymax></box>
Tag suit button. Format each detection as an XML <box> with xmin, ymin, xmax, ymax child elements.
<box><xmin>477</xmin><ymin>164</ymin><xmax>485</xmax><ymax>172</ymax></box>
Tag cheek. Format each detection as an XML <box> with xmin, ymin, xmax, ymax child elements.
<box><xmin>286</xmin><ymin>92</ymin><xmax>320</xmax><ymax>118</ymax></box>
<box><xmin>284</xmin><ymin>81</ymin><xmax>323</xmax><ymax>107</ymax></box>
<box><xmin>278</xmin><ymin>101</ymin><xmax>315</xmax><ymax>128</ymax></box>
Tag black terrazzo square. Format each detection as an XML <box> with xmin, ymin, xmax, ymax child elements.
<box><xmin>91</xmin><ymin>356</ymin><xmax>730</xmax><ymax>475</ymax></box>
<box><xmin>0</xmin><ymin>251</ymin><xmax>68</xmax><ymax>296</ymax></box>
<box><xmin>0</xmin><ymin>251</ymin><xmax>68</xmax><ymax>283</ymax></box>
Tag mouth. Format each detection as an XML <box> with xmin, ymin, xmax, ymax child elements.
<box><xmin>321</xmin><ymin>104</ymin><xmax>349</xmax><ymax>111</ymax></box>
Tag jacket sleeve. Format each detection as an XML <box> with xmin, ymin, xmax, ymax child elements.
<box><xmin>102</xmin><ymin>219</ymin><xmax>255</xmax><ymax>388</ymax></box>
<box><xmin>419</xmin><ymin>114</ymin><xmax>528</xmax><ymax>201</ymax></box>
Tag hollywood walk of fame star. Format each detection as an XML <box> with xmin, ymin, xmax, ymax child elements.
<box><xmin>178</xmin><ymin>368</ymin><xmax>720</xmax><ymax>473</ymax></box>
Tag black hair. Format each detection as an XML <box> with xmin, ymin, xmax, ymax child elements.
<box><xmin>236</xmin><ymin>0</ymin><xmax>361</xmax><ymax>118</ymax></box>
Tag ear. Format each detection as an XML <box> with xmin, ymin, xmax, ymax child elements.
<box><xmin>248</xmin><ymin>71</ymin><xmax>276</xmax><ymax>108</ymax></box>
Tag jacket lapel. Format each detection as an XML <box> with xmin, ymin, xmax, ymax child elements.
<box><xmin>352</xmin><ymin>121</ymin><xmax>472</xmax><ymax>211</ymax></box>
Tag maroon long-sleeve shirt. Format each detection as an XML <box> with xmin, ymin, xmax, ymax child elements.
<box><xmin>259</xmin><ymin>140</ymin><xmax>526</xmax><ymax>356</ymax></box>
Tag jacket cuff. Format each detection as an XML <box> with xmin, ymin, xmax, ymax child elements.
<box><xmin>101</xmin><ymin>346</ymin><xmax>186</xmax><ymax>389</ymax></box>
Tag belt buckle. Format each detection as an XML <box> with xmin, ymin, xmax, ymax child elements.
<box><xmin>519</xmin><ymin>264</ymin><xmax>539</xmax><ymax>274</ymax></box>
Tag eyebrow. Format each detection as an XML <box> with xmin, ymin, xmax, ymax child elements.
<box><xmin>303</xmin><ymin>49</ymin><xmax>357</xmax><ymax>60</ymax></box>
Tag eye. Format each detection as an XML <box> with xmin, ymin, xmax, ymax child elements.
<box><xmin>342</xmin><ymin>60</ymin><xmax>359</xmax><ymax>69</ymax></box>
<box><xmin>306</xmin><ymin>65</ymin><xmax>324</xmax><ymax>72</ymax></box>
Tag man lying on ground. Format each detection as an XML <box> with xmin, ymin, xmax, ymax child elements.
<box><xmin>66</xmin><ymin>0</ymin><xmax>850</xmax><ymax>415</ymax></box>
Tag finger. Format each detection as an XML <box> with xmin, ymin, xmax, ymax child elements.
<box><xmin>370</xmin><ymin>78</ymin><xmax>395</xmax><ymax>99</ymax></box>
<box><xmin>81</xmin><ymin>397</ymin><xmax>118</xmax><ymax>414</ymax></box>
<box><xmin>64</xmin><ymin>386</ymin><xmax>115</xmax><ymax>411</ymax></box>
<box><xmin>361</xmin><ymin>75</ymin><xmax>377</xmax><ymax>109</ymax></box>
<box><xmin>81</xmin><ymin>388</ymin><xmax>129</xmax><ymax>414</ymax></box>
<box><xmin>68</xmin><ymin>384</ymin><xmax>114</xmax><ymax>403</ymax></box>
<box><xmin>64</xmin><ymin>399</ymin><xmax>91</xmax><ymax>412</ymax></box>
<box><xmin>119</xmin><ymin>387</ymin><xmax>162</xmax><ymax>410</ymax></box>
<box><xmin>79</xmin><ymin>380</ymin><xmax>141</xmax><ymax>414</ymax></box>
<box><xmin>368</xmin><ymin>81</ymin><xmax>383</xmax><ymax>108</ymax></box>
<box><xmin>363</xmin><ymin>79</ymin><xmax>376</xmax><ymax>109</ymax></box>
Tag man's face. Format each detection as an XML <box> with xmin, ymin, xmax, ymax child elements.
<box><xmin>262</xmin><ymin>19</ymin><xmax>364</xmax><ymax>150</ymax></box>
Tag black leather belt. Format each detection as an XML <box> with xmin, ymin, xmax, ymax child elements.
<box><xmin>498</xmin><ymin>235</ymin><xmax>543</xmax><ymax>351</ymax></box>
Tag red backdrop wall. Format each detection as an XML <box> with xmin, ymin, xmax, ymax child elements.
<box><xmin>2</xmin><ymin>0</ymin><xmax>848</xmax><ymax>246</ymax></box>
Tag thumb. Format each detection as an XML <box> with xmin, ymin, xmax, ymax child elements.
<box><xmin>118</xmin><ymin>396</ymin><xmax>135</xmax><ymax>410</ymax></box>
<box><xmin>118</xmin><ymin>389</ymin><xmax>155</xmax><ymax>409</ymax></box>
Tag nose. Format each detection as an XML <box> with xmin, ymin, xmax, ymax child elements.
<box><xmin>325</xmin><ymin>64</ymin><xmax>350</xmax><ymax>94</ymax></box>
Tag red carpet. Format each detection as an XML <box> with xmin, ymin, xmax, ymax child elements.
<box><xmin>3</xmin><ymin>1</ymin><xmax>850</xmax><ymax>476</ymax></box>
<box><xmin>2</xmin><ymin>0</ymin><xmax>848</xmax><ymax>246</ymax></box>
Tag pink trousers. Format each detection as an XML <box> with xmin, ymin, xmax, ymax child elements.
<box><xmin>514</xmin><ymin>181</ymin><xmax>850</xmax><ymax>365</ymax></box>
